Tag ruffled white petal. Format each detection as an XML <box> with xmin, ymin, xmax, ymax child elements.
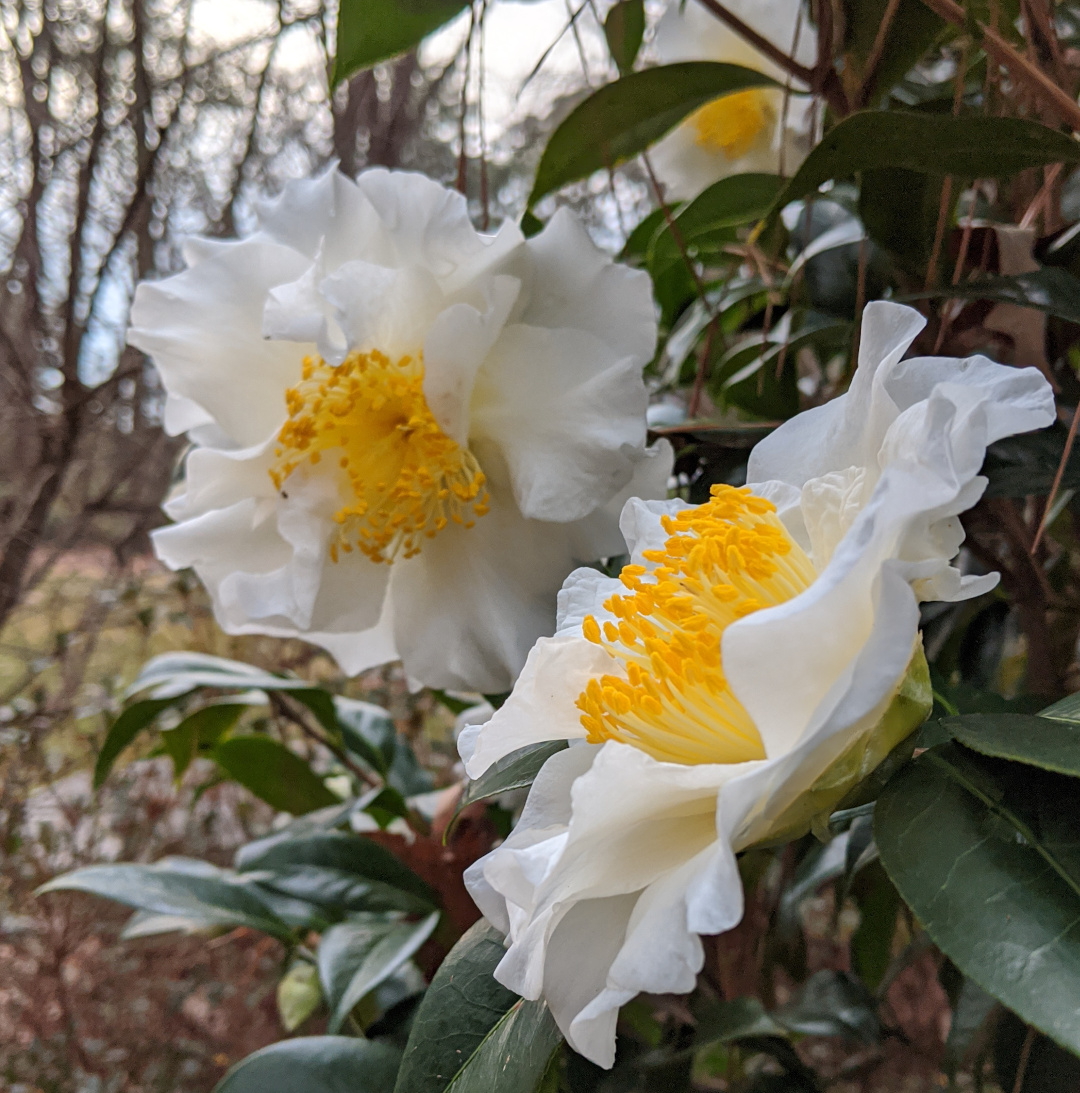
<box><xmin>465</xmin><ymin>300</ymin><xmax>1056</xmax><ymax>1068</ymax></box>
<box><xmin>128</xmin><ymin>238</ymin><xmax>311</xmax><ymax>446</ymax></box>
<box><xmin>137</xmin><ymin>167</ymin><xmax>661</xmax><ymax>689</ymax></box>
<box><xmin>388</xmin><ymin>473</ymin><xmax>631</xmax><ymax>693</ymax></box>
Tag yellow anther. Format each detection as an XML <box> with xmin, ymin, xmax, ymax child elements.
<box><xmin>270</xmin><ymin>350</ymin><xmax>488</xmax><ymax>564</ymax></box>
<box><xmin>576</xmin><ymin>484</ymin><xmax>816</xmax><ymax>766</ymax></box>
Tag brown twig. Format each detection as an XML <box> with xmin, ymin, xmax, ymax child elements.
<box><xmin>1012</xmin><ymin>1024</ymin><xmax>1037</xmax><ymax>1093</ymax></box>
<box><xmin>858</xmin><ymin>0</ymin><xmax>904</xmax><ymax>106</ymax></box>
<box><xmin>920</xmin><ymin>0</ymin><xmax>1080</xmax><ymax>131</ymax></box>
<box><xmin>268</xmin><ymin>692</ymin><xmax>379</xmax><ymax>788</ymax></box>
<box><xmin>1032</xmin><ymin>399</ymin><xmax>1080</xmax><ymax>553</ymax></box>
<box><xmin>692</xmin><ymin>0</ymin><xmax>813</xmax><ymax>84</ymax></box>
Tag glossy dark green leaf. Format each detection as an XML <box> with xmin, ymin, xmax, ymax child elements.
<box><xmin>875</xmin><ymin>743</ymin><xmax>1080</xmax><ymax>1055</ymax></box>
<box><xmin>320</xmin><ymin>912</ymin><xmax>439</xmax><ymax>1032</ymax></box>
<box><xmin>768</xmin><ymin>113</ymin><xmax>1080</xmax><ymax>219</ymax></box>
<box><xmin>694</xmin><ymin>997</ymin><xmax>787</xmax><ymax>1045</ymax></box>
<box><xmin>454</xmin><ymin>741</ymin><xmax>567</xmax><ymax>825</ymax></box>
<box><xmin>941</xmin><ymin>712</ymin><xmax>1080</xmax><ymax>777</ymax></box>
<box><xmin>774</xmin><ymin>971</ymin><xmax>880</xmax><ymax>1043</ymax></box>
<box><xmin>604</xmin><ymin>0</ymin><xmax>644</xmax><ymax>75</ymax></box>
<box><xmin>94</xmin><ymin>696</ymin><xmax>187</xmax><ymax>788</ymax></box>
<box><xmin>214</xmin><ymin>1036</ymin><xmax>401</xmax><ymax>1093</ymax></box>
<box><xmin>395</xmin><ymin>919</ymin><xmax>561</xmax><ymax>1093</ymax></box>
<box><xmin>843</xmin><ymin>0</ymin><xmax>949</xmax><ymax>104</ymax></box>
<box><xmin>981</xmin><ymin>423</ymin><xmax>1080</xmax><ymax>499</ymax></box>
<box><xmin>334</xmin><ymin>695</ymin><xmax>395</xmax><ymax>774</ymax></box>
<box><xmin>905</xmin><ymin>267</ymin><xmax>1080</xmax><ymax>323</ymax></box>
<box><xmin>647</xmin><ymin>172</ymin><xmax>784</xmax><ymax>278</ymax></box>
<box><xmin>213</xmin><ymin>736</ymin><xmax>341</xmax><ymax>815</ymax></box>
<box><xmin>161</xmin><ymin>720</ymin><xmax>198</xmax><ymax>779</ymax></box>
<box><xmin>529</xmin><ymin>63</ymin><xmax>778</xmax><ymax>206</ymax></box>
<box><xmin>38</xmin><ymin>860</ymin><xmax>292</xmax><ymax>940</ymax></box>
<box><xmin>1041</xmin><ymin>691</ymin><xmax>1080</xmax><ymax>724</ymax></box>
<box><xmin>444</xmin><ymin>998</ymin><xmax>562</xmax><ymax>1092</ymax></box>
<box><xmin>236</xmin><ymin>830</ymin><xmax>438</xmax><ymax>909</ymax></box>
<box><xmin>850</xmin><ymin>862</ymin><xmax>899</xmax><ymax>991</ymax></box>
<box><xmin>332</xmin><ymin>0</ymin><xmax>468</xmax><ymax>85</ymax></box>
<box><xmin>859</xmin><ymin>168</ymin><xmax>943</xmax><ymax>272</ymax></box>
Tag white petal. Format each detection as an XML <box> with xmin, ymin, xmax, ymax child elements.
<box><xmin>471</xmin><ymin>323</ymin><xmax>649</xmax><ymax>522</ymax></box>
<box><xmin>319</xmin><ymin>261</ymin><xmax>444</xmax><ymax>361</ymax></box>
<box><xmin>128</xmin><ymin>238</ymin><xmax>310</xmax><ymax>447</ymax></box>
<box><xmin>354</xmin><ymin>168</ymin><xmax>487</xmax><ymax>283</ymax></box>
<box><xmin>462</xmin><ymin>634</ymin><xmax>604</xmax><ymax>778</ymax></box>
<box><xmin>423</xmin><ymin>274</ymin><xmax>520</xmax><ymax>444</ymax></box>
<box><xmin>747</xmin><ymin>301</ymin><xmax>927</xmax><ymax>491</ymax></box>
<box><xmin>515</xmin><ymin>208</ymin><xmax>657</xmax><ymax>366</ymax></box>
<box><xmin>387</xmin><ymin>481</ymin><xmax>607</xmax><ymax>693</ymax></box>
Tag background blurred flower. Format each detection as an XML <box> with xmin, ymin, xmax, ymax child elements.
<box><xmin>129</xmin><ymin>167</ymin><xmax>670</xmax><ymax>693</ymax></box>
<box><xmin>460</xmin><ymin>301</ymin><xmax>1055</xmax><ymax>1066</ymax></box>
<box><xmin>648</xmin><ymin>0</ymin><xmax>819</xmax><ymax>200</ymax></box>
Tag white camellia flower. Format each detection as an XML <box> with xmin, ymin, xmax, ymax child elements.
<box><xmin>130</xmin><ymin>167</ymin><xmax>671</xmax><ymax>693</ymax></box>
<box><xmin>649</xmin><ymin>0</ymin><xmax>818</xmax><ymax>200</ymax></box>
<box><xmin>460</xmin><ymin>301</ymin><xmax>1055</xmax><ymax>1067</ymax></box>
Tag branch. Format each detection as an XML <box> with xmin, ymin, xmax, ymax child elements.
<box><xmin>692</xmin><ymin>0</ymin><xmax>814</xmax><ymax>84</ymax></box>
<box><xmin>920</xmin><ymin>0</ymin><xmax>1080</xmax><ymax>131</ymax></box>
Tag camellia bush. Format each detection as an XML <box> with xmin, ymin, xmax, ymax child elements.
<box><xmin>36</xmin><ymin>0</ymin><xmax>1080</xmax><ymax>1089</ymax></box>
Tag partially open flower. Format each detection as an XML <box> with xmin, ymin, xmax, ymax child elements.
<box><xmin>460</xmin><ymin>301</ymin><xmax>1055</xmax><ymax>1066</ymax></box>
<box><xmin>130</xmin><ymin>167</ymin><xmax>670</xmax><ymax>692</ymax></box>
<box><xmin>649</xmin><ymin>0</ymin><xmax>818</xmax><ymax>200</ymax></box>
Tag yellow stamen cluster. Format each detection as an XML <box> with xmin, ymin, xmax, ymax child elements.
<box><xmin>577</xmin><ymin>484</ymin><xmax>816</xmax><ymax>766</ymax></box>
<box><xmin>690</xmin><ymin>88</ymin><xmax>774</xmax><ymax>160</ymax></box>
<box><xmin>270</xmin><ymin>350</ymin><xmax>489</xmax><ymax>564</ymax></box>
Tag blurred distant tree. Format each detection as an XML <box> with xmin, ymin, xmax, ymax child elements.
<box><xmin>0</xmin><ymin>0</ymin><xmax>433</xmax><ymax>629</ymax></box>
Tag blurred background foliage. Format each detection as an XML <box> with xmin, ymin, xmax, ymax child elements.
<box><xmin>9</xmin><ymin>0</ymin><xmax>1080</xmax><ymax>1089</ymax></box>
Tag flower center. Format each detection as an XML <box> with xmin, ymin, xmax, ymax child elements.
<box><xmin>577</xmin><ymin>484</ymin><xmax>816</xmax><ymax>765</ymax></box>
<box><xmin>270</xmin><ymin>350</ymin><xmax>489</xmax><ymax>564</ymax></box>
<box><xmin>690</xmin><ymin>89</ymin><xmax>774</xmax><ymax>160</ymax></box>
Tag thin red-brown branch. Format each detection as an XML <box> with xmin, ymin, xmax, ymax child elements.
<box><xmin>1032</xmin><ymin>399</ymin><xmax>1080</xmax><ymax>553</ymax></box>
<box><xmin>692</xmin><ymin>0</ymin><xmax>813</xmax><ymax>84</ymax></box>
<box><xmin>920</xmin><ymin>0</ymin><xmax>1080</xmax><ymax>130</ymax></box>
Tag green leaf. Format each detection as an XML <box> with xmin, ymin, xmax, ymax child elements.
<box><xmin>236</xmin><ymin>830</ymin><xmax>438</xmax><ymax>912</ymax></box>
<box><xmin>1041</xmin><ymin>691</ymin><xmax>1080</xmax><ymax>724</ymax></box>
<box><xmin>320</xmin><ymin>912</ymin><xmax>439</xmax><ymax>1033</ymax></box>
<box><xmin>212</xmin><ymin>736</ymin><xmax>341</xmax><ymax>815</ymax></box>
<box><xmin>529</xmin><ymin>63</ymin><xmax>779</xmax><ymax>207</ymax></box>
<box><xmin>694</xmin><ymin>997</ymin><xmax>787</xmax><ymax>1045</ymax></box>
<box><xmin>454</xmin><ymin>740</ymin><xmax>567</xmax><ymax>824</ymax></box>
<box><xmin>277</xmin><ymin>961</ymin><xmax>323</xmax><ymax>1032</ymax></box>
<box><xmin>161</xmin><ymin>720</ymin><xmax>198</xmax><ymax>779</ymax></box>
<box><xmin>214</xmin><ymin>1036</ymin><xmax>401</xmax><ymax>1093</ymax></box>
<box><xmin>843</xmin><ymin>0</ymin><xmax>949</xmax><ymax>104</ymax></box>
<box><xmin>850</xmin><ymin>862</ymin><xmax>900</xmax><ymax>991</ymax></box>
<box><xmin>38</xmin><ymin>859</ymin><xmax>292</xmax><ymax>940</ymax></box>
<box><xmin>395</xmin><ymin>919</ymin><xmax>562</xmax><ymax>1093</ymax></box>
<box><xmin>905</xmin><ymin>267</ymin><xmax>1080</xmax><ymax>323</ymax></box>
<box><xmin>768</xmin><ymin>113</ymin><xmax>1080</xmax><ymax>220</ymax></box>
<box><xmin>332</xmin><ymin>0</ymin><xmax>468</xmax><ymax>86</ymax></box>
<box><xmin>875</xmin><ymin>743</ymin><xmax>1080</xmax><ymax>1056</ymax></box>
<box><xmin>444</xmin><ymin>999</ymin><xmax>562</xmax><ymax>1092</ymax></box>
<box><xmin>94</xmin><ymin>696</ymin><xmax>187</xmax><ymax>788</ymax></box>
<box><xmin>859</xmin><ymin>168</ymin><xmax>943</xmax><ymax>272</ymax></box>
<box><xmin>774</xmin><ymin>971</ymin><xmax>881</xmax><ymax>1043</ymax></box>
<box><xmin>981</xmin><ymin>423</ymin><xmax>1080</xmax><ymax>499</ymax></box>
<box><xmin>334</xmin><ymin>695</ymin><xmax>395</xmax><ymax>774</ymax></box>
<box><xmin>941</xmin><ymin>712</ymin><xmax>1080</xmax><ymax>777</ymax></box>
<box><xmin>604</xmin><ymin>0</ymin><xmax>644</xmax><ymax>75</ymax></box>
<box><xmin>647</xmin><ymin>173</ymin><xmax>785</xmax><ymax>278</ymax></box>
